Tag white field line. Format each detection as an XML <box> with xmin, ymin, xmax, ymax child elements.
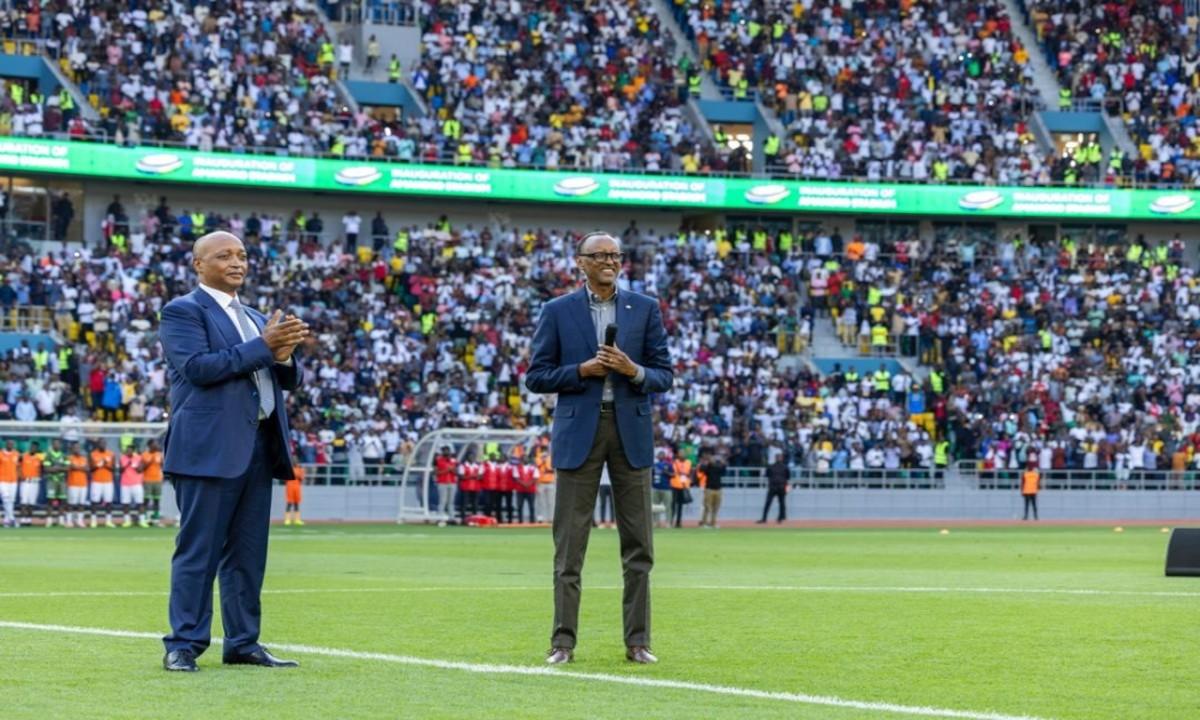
<box><xmin>0</xmin><ymin>584</ymin><xmax>1196</xmax><ymax>599</ymax></box>
<box><xmin>0</xmin><ymin>620</ymin><xmax>1054</xmax><ymax>720</ymax></box>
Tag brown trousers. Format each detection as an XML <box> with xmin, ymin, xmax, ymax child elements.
<box><xmin>551</xmin><ymin>410</ymin><xmax>653</xmax><ymax>649</ymax></box>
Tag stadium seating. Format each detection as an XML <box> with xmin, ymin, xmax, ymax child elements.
<box><xmin>1022</xmin><ymin>0</ymin><xmax>1200</xmax><ymax>185</ymax></box>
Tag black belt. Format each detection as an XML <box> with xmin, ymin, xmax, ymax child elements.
<box><xmin>600</xmin><ymin>401</ymin><xmax>615</xmax><ymax>413</ymax></box>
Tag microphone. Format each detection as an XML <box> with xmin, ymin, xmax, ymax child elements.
<box><xmin>604</xmin><ymin>323</ymin><xmax>617</xmax><ymax>347</ymax></box>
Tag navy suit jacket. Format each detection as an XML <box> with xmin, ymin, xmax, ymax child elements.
<box><xmin>526</xmin><ymin>287</ymin><xmax>673</xmax><ymax>470</ymax></box>
<box><xmin>158</xmin><ymin>288</ymin><xmax>302</xmax><ymax>480</ymax></box>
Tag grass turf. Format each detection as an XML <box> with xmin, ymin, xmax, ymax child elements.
<box><xmin>0</xmin><ymin>524</ymin><xmax>1192</xmax><ymax>719</ymax></box>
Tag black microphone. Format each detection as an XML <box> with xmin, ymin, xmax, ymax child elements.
<box><xmin>604</xmin><ymin>323</ymin><xmax>617</xmax><ymax>347</ymax></box>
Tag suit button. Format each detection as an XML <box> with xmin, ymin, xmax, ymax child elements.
<box><xmin>248</xmin><ymin>418</ymin><xmax>255</xmax><ymax>424</ymax></box>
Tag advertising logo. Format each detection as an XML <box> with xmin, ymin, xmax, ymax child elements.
<box><xmin>552</xmin><ymin>177</ymin><xmax>600</xmax><ymax>197</ymax></box>
<box><xmin>135</xmin><ymin>153</ymin><xmax>183</xmax><ymax>175</ymax></box>
<box><xmin>743</xmin><ymin>184</ymin><xmax>789</xmax><ymax>205</ymax></box>
<box><xmin>957</xmin><ymin>190</ymin><xmax>1003</xmax><ymax>211</ymax></box>
<box><xmin>1149</xmin><ymin>194</ymin><xmax>1196</xmax><ymax>215</ymax></box>
<box><xmin>334</xmin><ymin>165</ymin><xmax>383</xmax><ymax>187</ymax></box>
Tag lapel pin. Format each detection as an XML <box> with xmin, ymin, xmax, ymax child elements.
<box><xmin>625</xmin><ymin>305</ymin><xmax>632</xmax><ymax>309</ymax></box>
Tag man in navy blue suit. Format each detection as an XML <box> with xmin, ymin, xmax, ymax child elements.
<box><xmin>526</xmin><ymin>231</ymin><xmax>673</xmax><ymax>665</ymax></box>
<box><xmin>158</xmin><ymin>231</ymin><xmax>309</xmax><ymax>672</ymax></box>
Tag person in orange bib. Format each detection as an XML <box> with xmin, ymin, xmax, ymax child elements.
<box><xmin>1021</xmin><ymin>463</ymin><xmax>1040</xmax><ymax>521</ymax></box>
<box><xmin>65</xmin><ymin>443</ymin><xmax>90</xmax><ymax>528</ymax></box>
<box><xmin>89</xmin><ymin>441</ymin><xmax>117</xmax><ymax>528</ymax></box>
<box><xmin>284</xmin><ymin>465</ymin><xmax>305</xmax><ymax>526</ymax></box>
<box><xmin>141</xmin><ymin>440</ymin><xmax>164</xmax><ymax>526</ymax></box>
<box><xmin>18</xmin><ymin>442</ymin><xmax>44</xmax><ymax>526</ymax></box>
<box><xmin>0</xmin><ymin>439</ymin><xmax>20</xmax><ymax>527</ymax></box>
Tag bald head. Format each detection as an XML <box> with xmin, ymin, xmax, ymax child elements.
<box><xmin>192</xmin><ymin>231</ymin><xmax>248</xmax><ymax>295</ymax></box>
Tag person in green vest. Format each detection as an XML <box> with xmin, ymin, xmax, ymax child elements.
<box><xmin>59</xmin><ymin>88</ymin><xmax>75</xmax><ymax>120</ymax></box>
<box><xmin>443</xmin><ymin>117</ymin><xmax>461</xmax><ymax>140</ymax></box>
<box><xmin>110</xmin><ymin>231</ymin><xmax>127</xmax><ymax>251</ymax></box>
<box><xmin>1126</xmin><ymin>241</ymin><xmax>1143</xmax><ymax>266</ymax></box>
<box><xmin>436</xmin><ymin>215</ymin><xmax>450</xmax><ymax>232</ymax></box>
<box><xmin>29</xmin><ymin>90</ymin><xmax>42</xmax><ymax>106</ymax></box>
<box><xmin>778</xmin><ymin>230</ymin><xmax>793</xmax><ymax>253</ymax></box>
<box><xmin>934</xmin><ymin>439</ymin><xmax>950</xmax><ymax>469</ymax></box>
<box><xmin>844</xmin><ymin>368</ymin><xmax>860</xmax><ymax>389</ymax></box>
<box><xmin>1154</xmin><ymin>244</ymin><xmax>1168</xmax><ymax>265</ymax></box>
<box><xmin>58</xmin><ymin>346</ymin><xmax>72</xmax><ymax>372</ymax></box>
<box><xmin>421</xmin><ymin>311</ymin><xmax>436</xmax><ymax>335</ymax></box>
<box><xmin>871</xmin><ymin>325</ymin><xmax>888</xmax><ymax>355</ymax></box>
<box><xmin>813</xmin><ymin>92</ymin><xmax>828</xmax><ymax>112</ymax></box>
<box><xmin>733</xmin><ymin>227</ymin><xmax>748</xmax><ymax>248</ymax></box>
<box><xmin>1058</xmin><ymin>86</ymin><xmax>1071</xmax><ymax>109</ymax></box>
<box><xmin>867</xmin><ymin>286</ymin><xmax>881</xmax><ymax>307</ymax></box>
<box><xmin>688</xmin><ymin>73</ymin><xmax>701</xmax><ymax>97</ymax></box>
<box><xmin>9</xmin><ymin>82</ymin><xmax>23</xmax><ymax>104</ymax></box>
<box><xmin>32</xmin><ymin>345</ymin><xmax>49</xmax><ymax>372</ymax></box>
<box><xmin>1038</xmin><ymin>327</ymin><xmax>1052</xmax><ymax>351</ymax></box>
<box><xmin>747</xmin><ymin>20</ymin><xmax>761</xmax><ymax>38</ymax></box>
<box><xmin>456</xmin><ymin>141</ymin><xmax>472</xmax><ymax>165</ymax></box>
<box><xmin>1108</xmin><ymin>149</ymin><xmax>1123</xmax><ymax>175</ymax></box>
<box><xmin>929</xmin><ymin>369</ymin><xmax>944</xmax><ymax>395</ymax></box>
<box><xmin>1084</xmin><ymin>140</ymin><xmax>1101</xmax><ymax>166</ymax></box>
<box><xmin>752</xmin><ymin>228</ymin><xmax>767</xmax><ymax>252</ymax></box>
<box><xmin>190</xmin><ymin>211</ymin><xmax>206</xmax><ymax>234</ymax></box>
<box><xmin>872</xmin><ymin>365</ymin><xmax>890</xmax><ymax>395</ymax></box>
<box><xmin>330</xmin><ymin>135</ymin><xmax>346</xmax><ymax>156</ymax></box>
<box><xmin>763</xmin><ymin>134</ymin><xmax>780</xmax><ymax>163</ymax></box>
<box><xmin>933</xmin><ymin>159</ymin><xmax>949</xmax><ymax>182</ymax></box>
<box><xmin>388</xmin><ymin>54</ymin><xmax>401</xmax><ymax>83</ymax></box>
<box><xmin>393</xmin><ymin>229</ymin><xmax>409</xmax><ymax>254</ymax></box>
<box><xmin>319</xmin><ymin>41</ymin><xmax>335</xmax><ymax>70</ymax></box>
<box><xmin>713</xmin><ymin>124</ymin><xmax>727</xmax><ymax>146</ymax></box>
<box><xmin>1063</xmin><ymin>162</ymin><xmax>1077</xmax><ymax>185</ymax></box>
<box><xmin>734</xmin><ymin>76</ymin><xmax>748</xmax><ymax>100</ymax></box>
<box><xmin>772</xmin><ymin>20</ymin><xmax>786</xmax><ymax>39</ymax></box>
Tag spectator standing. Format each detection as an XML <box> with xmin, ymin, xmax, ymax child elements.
<box><xmin>758</xmin><ymin>456</ymin><xmax>789</xmax><ymax>524</ymax></box>
<box><xmin>698</xmin><ymin>452</ymin><xmax>726</xmax><ymax>529</ymax></box>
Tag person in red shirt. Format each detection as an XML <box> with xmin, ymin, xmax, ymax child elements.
<box><xmin>481</xmin><ymin>455</ymin><xmax>502</xmax><ymax>522</ymax></box>
<box><xmin>434</xmin><ymin>446</ymin><xmax>458</xmax><ymax>525</ymax></box>
<box><xmin>501</xmin><ymin>456</ymin><xmax>519</xmax><ymax>524</ymax></box>
<box><xmin>458</xmin><ymin>456</ymin><xmax>480</xmax><ymax>522</ymax></box>
<box><xmin>513</xmin><ymin>460</ymin><xmax>538</xmax><ymax>523</ymax></box>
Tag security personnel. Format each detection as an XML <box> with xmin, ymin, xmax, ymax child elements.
<box><xmin>844</xmin><ymin>368</ymin><xmax>860</xmax><ymax>390</ymax></box>
<box><xmin>388</xmin><ymin>55</ymin><xmax>401</xmax><ymax>83</ymax></box>
<box><xmin>190</xmin><ymin>210</ymin><xmax>206</xmax><ymax>235</ymax></box>
<box><xmin>1058</xmin><ymin>86</ymin><xmax>1071</xmax><ymax>109</ymax></box>
<box><xmin>929</xmin><ymin>369</ymin><xmax>944</xmax><ymax>394</ymax></box>
<box><xmin>688</xmin><ymin>73</ymin><xmax>701</xmax><ymax>97</ymax></box>
<box><xmin>393</xmin><ymin>229</ymin><xmax>409</xmax><ymax>254</ymax></box>
<box><xmin>1021</xmin><ymin>464</ymin><xmax>1040</xmax><ymax>520</ymax></box>
<box><xmin>443</xmin><ymin>117</ymin><xmax>461</xmax><ymax>141</ymax></box>
<box><xmin>59</xmin><ymin>88</ymin><xmax>74</xmax><ymax>119</ymax></box>
<box><xmin>872</xmin><ymin>366</ymin><xmax>891</xmax><ymax>397</ymax></box>
<box><xmin>713</xmin><ymin>125</ymin><xmax>728</xmax><ymax>146</ymax></box>
<box><xmin>456</xmin><ymin>140</ymin><xmax>472</xmax><ymax>165</ymax></box>
<box><xmin>934</xmin><ymin>439</ymin><xmax>950</xmax><ymax>469</ymax></box>
<box><xmin>763</xmin><ymin>134</ymin><xmax>780</xmax><ymax>162</ymax></box>
<box><xmin>734</xmin><ymin>76</ymin><xmax>749</xmax><ymax>100</ymax></box>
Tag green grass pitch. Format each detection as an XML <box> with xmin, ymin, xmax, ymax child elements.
<box><xmin>0</xmin><ymin>524</ymin><xmax>1193</xmax><ymax>719</ymax></box>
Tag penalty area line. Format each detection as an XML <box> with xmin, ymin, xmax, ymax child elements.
<box><xmin>0</xmin><ymin>620</ymin><xmax>1055</xmax><ymax>720</ymax></box>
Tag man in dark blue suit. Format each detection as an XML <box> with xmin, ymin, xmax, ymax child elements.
<box><xmin>159</xmin><ymin>231</ymin><xmax>309</xmax><ymax>672</ymax></box>
<box><xmin>526</xmin><ymin>231</ymin><xmax>673</xmax><ymax>665</ymax></box>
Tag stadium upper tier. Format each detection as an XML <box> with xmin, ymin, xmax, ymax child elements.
<box><xmin>0</xmin><ymin>0</ymin><xmax>1194</xmax><ymax>187</ymax></box>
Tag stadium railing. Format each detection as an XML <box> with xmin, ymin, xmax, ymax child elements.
<box><xmin>956</xmin><ymin>461</ymin><xmax>1197</xmax><ymax>491</ymax></box>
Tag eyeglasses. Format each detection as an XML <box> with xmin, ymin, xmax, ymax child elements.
<box><xmin>579</xmin><ymin>252</ymin><xmax>625</xmax><ymax>263</ymax></box>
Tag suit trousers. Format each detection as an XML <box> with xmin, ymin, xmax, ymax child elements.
<box><xmin>164</xmin><ymin>424</ymin><xmax>274</xmax><ymax>657</ymax></box>
<box><xmin>552</xmin><ymin>410</ymin><xmax>654</xmax><ymax>649</ymax></box>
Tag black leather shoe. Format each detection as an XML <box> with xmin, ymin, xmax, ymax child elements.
<box><xmin>626</xmin><ymin>646</ymin><xmax>658</xmax><ymax>664</ymax></box>
<box><xmin>163</xmin><ymin>649</ymin><xmax>199</xmax><ymax>672</ymax></box>
<box><xmin>545</xmin><ymin>647</ymin><xmax>574</xmax><ymax>665</ymax></box>
<box><xmin>222</xmin><ymin>646</ymin><xmax>299</xmax><ymax>668</ymax></box>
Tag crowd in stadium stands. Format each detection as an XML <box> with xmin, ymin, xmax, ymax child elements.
<box><xmin>1023</xmin><ymin>0</ymin><xmax>1200</xmax><ymax>186</ymax></box>
<box><xmin>4</xmin><ymin>198</ymin><xmax>1200</xmax><ymax>483</ymax></box>
<box><xmin>0</xmin><ymin>0</ymin><xmax>357</xmax><ymax>154</ymax></box>
<box><xmin>409</xmin><ymin>0</ymin><xmax>732</xmax><ymax>172</ymax></box>
<box><xmin>673</xmin><ymin>0</ymin><xmax>1065</xmax><ymax>183</ymax></box>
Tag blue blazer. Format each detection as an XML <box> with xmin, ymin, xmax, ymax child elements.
<box><xmin>526</xmin><ymin>287</ymin><xmax>673</xmax><ymax>470</ymax></box>
<box><xmin>158</xmin><ymin>288</ymin><xmax>302</xmax><ymax>480</ymax></box>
